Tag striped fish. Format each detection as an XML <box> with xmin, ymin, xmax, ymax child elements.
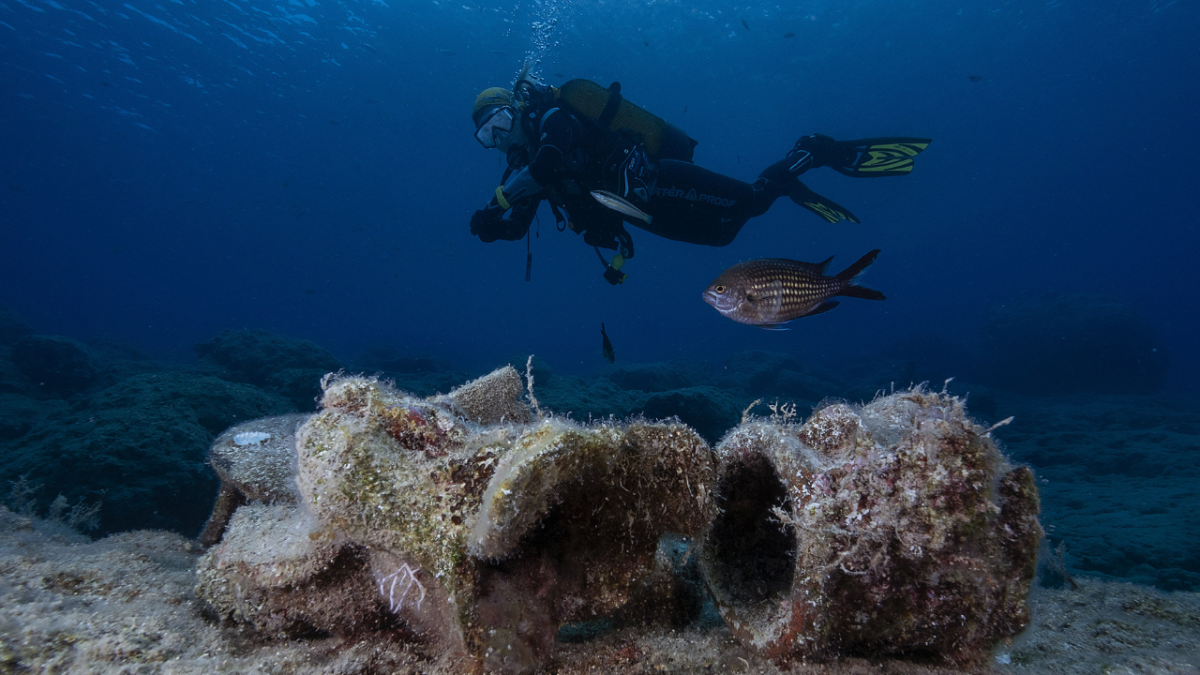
<box><xmin>702</xmin><ymin>250</ymin><xmax>885</xmax><ymax>329</ymax></box>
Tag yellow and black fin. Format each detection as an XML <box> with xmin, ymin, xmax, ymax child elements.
<box><xmin>790</xmin><ymin>181</ymin><xmax>860</xmax><ymax>224</ymax></box>
<box><xmin>832</xmin><ymin>137</ymin><xmax>931</xmax><ymax>177</ymax></box>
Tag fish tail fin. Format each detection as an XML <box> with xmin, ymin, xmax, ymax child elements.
<box><xmin>836</xmin><ymin>249</ymin><xmax>886</xmax><ymax>301</ymax></box>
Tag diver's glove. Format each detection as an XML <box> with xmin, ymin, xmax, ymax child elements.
<box><xmin>470</xmin><ymin>193</ymin><xmax>538</xmax><ymax>243</ymax></box>
<box><xmin>470</xmin><ymin>205</ymin><xmax>503</xmax><ymax>236</ymax></box>
<box><xmin>470</xmin><ymin>210</ymin><xmax>529</xmax><ymax>242</ymax></box>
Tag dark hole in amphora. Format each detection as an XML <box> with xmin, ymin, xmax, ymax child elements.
<box><xmin>706</xmin><ymin>455</ymin><xmax>796</xmax><ymax>607</ymax></box>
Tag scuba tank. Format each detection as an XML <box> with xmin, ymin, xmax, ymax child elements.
<box><xmin>513</xmin><ymin>77</ymin><xmax>698</xmax><ymax>162</ymax></box>
<box><xmin>554</xmin><ymin>79</ymin><xmax>697</xmax><ymax>162</ymax></box>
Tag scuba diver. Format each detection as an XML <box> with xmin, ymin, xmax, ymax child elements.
<box><xmin>469</xmin><ymin>72</ymin><xmax>930</xmax><ymax>284</ymax></box>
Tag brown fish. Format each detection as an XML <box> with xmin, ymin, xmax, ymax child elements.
<box><xmin>703</xmin><ymin>250</ymin><xmax>885</xmax><ymax>329</ymax></box>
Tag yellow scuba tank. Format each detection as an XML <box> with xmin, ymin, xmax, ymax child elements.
<box><xmin>554</xmin><ymin>79</ymin><xmax>697</xmax><ymax>162</ymax></box>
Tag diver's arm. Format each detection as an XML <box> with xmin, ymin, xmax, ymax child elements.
<box><xmin>500</xmin><ymin>167</ymin><xmax>545</xmax><ymax>202</ymax></box>
<box><xmin>490</xmin><ymin>109</ymin><xmax>575</xmax><ymax>205</ymax></box>
<box><xmin>470</xmin><ymin>196</ymin><xmax>540</xmax><ymax>243</ymax></box>
<box><xmin>525</xmin><ymin>108</ymin><xmax>579</xmax><ymax>186</ymax></box>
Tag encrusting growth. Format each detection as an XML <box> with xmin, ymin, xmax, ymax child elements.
<box><xmin>194</xmin><ymin>368</ymin><xmax>1039</xmax><ymax>672</ymax></box>
<box><xmin>698</xmin><ymin>385</ymin><xmax>1042</xmax><ymax>664</ymax></box>
<box><xmin>196</xmin><ymin>367</ymin><xmax>718</xmax><ymax>673</ymax></box>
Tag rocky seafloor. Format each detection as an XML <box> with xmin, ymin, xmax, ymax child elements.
<box><xmin>2</xmin><ymin>505</ymin><xmax>1199</xmax><ymax>674</ymax></box>
<box><xmin>1</xmin><ymin>296</ymin><xmax>1198</xmax><ymax>672</ymax></box>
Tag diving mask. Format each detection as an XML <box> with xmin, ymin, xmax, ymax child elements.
<box><xmin>474</xmin><ymin>106</ymin><xmax>515</xmax><ymax>149</ymax></box>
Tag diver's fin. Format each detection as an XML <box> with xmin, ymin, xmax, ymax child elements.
<box><xmin>790</xmin><ymin>181</ymin><xmax>860</xmax><ymax>224</ymax></box>
<box><xmin>830</xmin><ymin>137</ymin><xmax>931</xmax><ymax>177</ymax></box>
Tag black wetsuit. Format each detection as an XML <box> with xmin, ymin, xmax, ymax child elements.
<box><xmin>470</xmin><ymin>101</ymin><xmax>797</xmax><ymax>253</ymax></box>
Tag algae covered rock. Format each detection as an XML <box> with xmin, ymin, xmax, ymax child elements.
<box><xmin>198</xmin><ymin>367</ymin><xmax>718</xmax><ymax>673</ymax></box>
<box><xmin>699</xmin><ymin>388</ymin><xmax>1042</xmax><ymax>664</ymax></box>
<box><xmin>194</xmin><ymin>328</ymin><xmax>343</xmax><ymax>409</ymax></box>
<box><xmin>12</xmin><ymin>335</ymin><xmax>101</xmax><ymax>396</ymax></box>
<box><xmin>2</xmin><ymin>371</ymin><xmax>293</xmax><ymax>535</ymax></box>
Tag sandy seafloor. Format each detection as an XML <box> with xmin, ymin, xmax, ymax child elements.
<box><xmin>2</xmin><ymin>505</ymin><xmax>1198</xmax><ymax>675</ymax></box>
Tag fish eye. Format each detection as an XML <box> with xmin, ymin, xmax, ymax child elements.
<box><xmin>715</xmin><ymin>285</ymin><xmax>725</xmax><ymax>293</ymax></box>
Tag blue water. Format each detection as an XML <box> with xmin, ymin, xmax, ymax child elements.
<box><xmin>3</xmin><ymin>0</ymin><xmax>1196</xmax><ymax>382</ymax></box>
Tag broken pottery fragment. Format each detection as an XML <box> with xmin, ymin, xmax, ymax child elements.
<box><xmin>699</xmin><ymin>388</ymin><xmax>1042</xmax><ymax>664</ymax></box>
<box><xmin>199</xmin><ymin>413</ymin><xmax>309</xmax><ymax>546</ymax></box>
<box><xmin>196</xmin><ymin>368</ymin><xmax>717</xmax><ymax>673</ymax></box>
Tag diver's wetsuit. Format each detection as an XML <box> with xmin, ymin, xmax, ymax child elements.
<box><xmin>470</xmin><ymin>102</ymin><xmax>793</xmax><ymax>252</ymax></box>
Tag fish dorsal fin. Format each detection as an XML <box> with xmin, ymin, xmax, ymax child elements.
<box><xmin>814</xmin><ymin>255</ymin><xmax>834</xmax><ymax>275</ymax></box>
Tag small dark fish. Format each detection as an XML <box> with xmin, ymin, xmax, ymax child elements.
<box><xmin>304</xmin><ymin>288</ymin><xmax>316</xmax><ymax>295</ymax></box>
<box><xmin>783</xmin><ymin>31</ymin><xmax>796</xmax><ymax>38</ymax></box>
<box><xmin>741</xmin><ymin>18</ymin><xmax>750</xmax><ymax>30</ymax></box>
<box><xmin>703</xmin><ymin>250</ymin><xmax>885</xmax><ymax>329</ymax></box>
<box><xmin>643</xmin><ymin>40</ymin><xmax>649</xmax><ymax>47</ymax></box>
<box><xmin>101</xmin><ymin>80</ymin><xmax>111</xmax><ymax>87</ymax></box>
<box><xmin>439</xmin><ymin>49</ymin><xmax>456</xmax><ymax>56</ymax></box>
<box><xmin>329</xmin><ymin>119</ymin><xmax>339</xmax><ymax>125</ymax></box>
<box><xmin>968</xmin><ymin>74</ymin><xmax>983</xmax><ymax>82</ymax></box>
<box><xmin>601</xmin><ymin>323</ymin><xmax>615</xmax><ymax>363</ymax></box>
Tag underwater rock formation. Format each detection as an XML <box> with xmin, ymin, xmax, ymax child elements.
<box><xmin>699</xmin><ymin>388</ymin><xmax>1042</xmax><ymax>664</ymax></box>
<box><xmin>194</xmin><ymin>328</ymin><xmax>344</xmax><ymax>409</ymax></box>
<box><xmin>11</xmin><ymin>334</ymin><xmax>100</xmax><ymax>395</ymax></box>
<box><xmin>351</xmin><ymin>347</ymin><xmax>469</xmax><ymax>397</ymax></box>
<box><xmin>1</xmin><ymin>371</ymin><xmax>293</xmax><ymax>535</ymax></box>
<box><xmin>638</xmin><ymin>385</ymin><xmax>741</xmax><ymax>445</ymax></box>
<box><xmin>601</xmin><ymin>360</ymin><xmax>710</xmax><ymax>393</ymax></box>
<box><xmin>197</xmin><ymin>366</ymin><xmax>717</xmax><ymax>673</ymax></box>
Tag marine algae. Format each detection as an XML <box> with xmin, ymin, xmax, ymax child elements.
<box><xmin>197</xmin><ymin>368</ymin><xmax>717</xmax><ymax>673</ymax></box>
